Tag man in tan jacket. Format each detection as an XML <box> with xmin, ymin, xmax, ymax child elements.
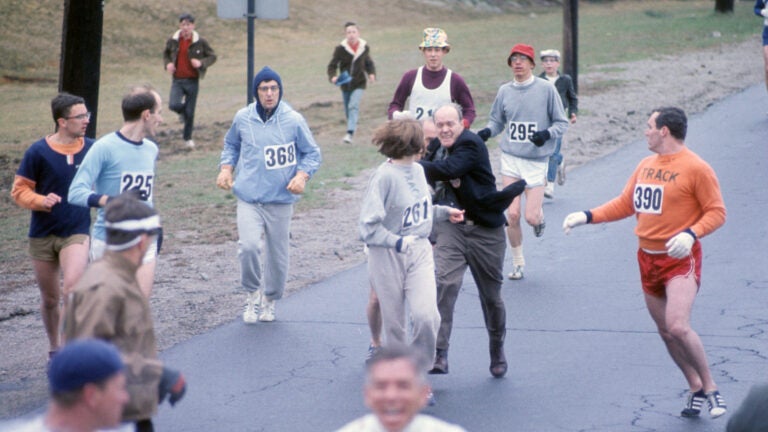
<box><xmin>64</xmin><ymin>192</ymin><xmax>186</xmax><ymax>432</ymax></box>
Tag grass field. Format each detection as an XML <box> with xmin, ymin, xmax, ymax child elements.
<box><xmin>0</xmin><ymin>0</ymin><xmax>758</xmax><ymax>265</ymax></box>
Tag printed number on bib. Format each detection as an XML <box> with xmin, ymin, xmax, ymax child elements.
<box><xmin>264</xmin><ymin>142</ymin><xmax>297</xmax><ymax>170</ymax></box>
<box><xmin>121</xmin><ymin>172</ymin><xmax>154</xmax><ymax>201</ymax></box>
<box><xmin>633</xmin><ymin>184</ymin><xmax>663</xmax><ymax>214</ymax></box>
<box><xmin>414</xmin><ymin>107</ymin><xmax>433</xmax><ymax>120</ymax></box>
<box><xmin>508</xmin><ymin>121</ymin><xmax>537</xmax><ymax>143</ymax></box>
<box><xmin>402</xmin><ymin>196</ymin><xmax>430</xmax><ymax>228</ymax></box>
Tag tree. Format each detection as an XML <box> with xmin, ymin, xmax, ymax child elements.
<box><xmin>714</xmin><ymin>0</ymin><xmax>734</xmax><ymax>13</ymax></box>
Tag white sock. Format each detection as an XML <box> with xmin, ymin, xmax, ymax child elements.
<box><xmin>511</xmin><ymin>246</ymin><xmax>525</xmax><ymax>267</ymax></box>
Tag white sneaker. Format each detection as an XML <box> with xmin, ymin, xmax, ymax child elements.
<box><xmin>544</xmin><ymin>181</ymin><xmax>554</xmax><ymax>199</ymax></box>
<box><xmin>343</xmin><ymin>133</ymin><xmax>353</xmax><ymax>143</ymax></box>
<box><xmin>243</xmin><ymin>291</ymin><xmax>261</xmax><ymax>324</ymax></box>
<box><xmin>185</xmin><ymin>140</ymin><xmax>195</xmax><ymax>149</ymax></box>
<box><xmin>508</xmin><ymin>265</ymin><xmax>524</xmax><ymax>280</ymax></box>
<box><xmin>259</xmin><ymin>296</ymin><xmax>276</xmax><ymax>322</ymax></box>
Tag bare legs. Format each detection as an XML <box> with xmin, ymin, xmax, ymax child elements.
<box><xmin>644</xmin><ymin>275</ymin><xmax>718</xmax><ymax>393</ymax></box>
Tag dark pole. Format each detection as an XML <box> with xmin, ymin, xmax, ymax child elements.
<box><xmin>247</xmin><ymin>0</ymin><xmax>255</xmax><ymax>104</ymax></box>
<box><xmin>563</xmin><ymin>0</ymin><xmax>578</xmax><ymax>93</ymax></box>
<box><xmin>59</xmin><ymin>0</ymin><xmax>104</xmax><ymax>138</ymax></box>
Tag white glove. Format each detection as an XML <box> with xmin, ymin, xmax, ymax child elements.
<box><xmin>392</xmin><ymin>110</ymin><xmax>415</xmax><ymax>120</ymax></box>
<box><xmin>397</xmin><ymin>235</ymin><xmax>417</xmax><ymax>253</ymax></box>
<box><xmin>665</xmin><ymin>231</ymin><xmax>696</xmax><ymax>259</ymax></box>
<box><xmin>562</xmin><ymin>212</ymin><xmax>588</xmax><ymax>234</ymax></box>
<box><xmin>761</xmin><ymin>7</ymin><xmax>768</xmax><ymax>17</ymax></box>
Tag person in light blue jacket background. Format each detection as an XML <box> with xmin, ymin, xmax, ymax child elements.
<box><xmin>216</xmin><ymin>66</ymin><xmax>322</xmax><ymax>324</ymax></box>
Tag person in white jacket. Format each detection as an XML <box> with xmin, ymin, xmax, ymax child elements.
<box><xmin>217</xmin><ymin>66</ymin><xmax>322</xmax><ymax>323</ymax></box>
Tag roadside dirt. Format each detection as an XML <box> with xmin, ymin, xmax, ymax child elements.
<box><xmin>0</xmin><ymin>38</ymin><xmax>763</xmax><ymax>418</ymax></box>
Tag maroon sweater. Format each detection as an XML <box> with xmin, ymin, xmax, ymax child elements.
<box><xmin>387</xmin><ymin>67</ymin><xmax>476</xmax><ymax>127</ymax></box>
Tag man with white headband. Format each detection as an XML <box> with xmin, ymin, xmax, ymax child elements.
<box><xmin>65</xmin><ymin>192</ymin><xmax>186</xmax><ymax>432</ymax></box>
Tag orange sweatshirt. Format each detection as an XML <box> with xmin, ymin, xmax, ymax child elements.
<box><xmin>590</xmin><ymin>147</ymin><xmax>726</xmax><ymax>251</ymax></box>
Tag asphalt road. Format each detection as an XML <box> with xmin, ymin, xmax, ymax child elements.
<box><xmin>7</xmin><ymin>85</ymin><xmax>768</xmax><ymax>431</ymax></box>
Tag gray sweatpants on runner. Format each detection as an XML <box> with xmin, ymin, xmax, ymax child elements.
<box><xmin>236</xmin><ymin>200</ymin><xmax>293</xmax><ymax>300</ymax></box>
<box><xmin>367</xmin><ymin>238</ymin><xmax>440</xmax><ymax>371</ymax></box>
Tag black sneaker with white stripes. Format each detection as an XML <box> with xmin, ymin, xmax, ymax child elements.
<box><xmin>706</xmin><ymin>390</ymin><xmax>727</xmax><ymax>418</ymax></box>
<box><xmin>681</xmin><ymin>389</ymin><xmax>706</xmax><ymax>417</ymax></box>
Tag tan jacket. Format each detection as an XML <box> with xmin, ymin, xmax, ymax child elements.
<box><xmin>64</xmin><ymin>252</ymin><xmax>163</xmax><ymax>421</ymax></box>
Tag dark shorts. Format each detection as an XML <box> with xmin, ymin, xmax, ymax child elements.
<box><xmin>29</xmin><ymin>234</ymin><xmax>89</xmax><ymax>262</ymax></box>
<box><xmin>763</xmin><ymin>26</ymin><xmax>768</xmax><ymax>46</ymax></box>
<box><xmin>637</xmin><ymin>241</ymin><xmax>702</xmax><ymax>298</ymax></box>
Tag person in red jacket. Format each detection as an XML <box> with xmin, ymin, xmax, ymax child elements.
<box><xmin>563</xmin><ymin>106</ymin><xmax>727</xmax><ymax>419</ymax></box>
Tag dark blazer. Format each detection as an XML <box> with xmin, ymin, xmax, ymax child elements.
<box><xmin>420</xmin><ymin>129</ymin><xmax>525</xmax><ymax>228</ymax></box>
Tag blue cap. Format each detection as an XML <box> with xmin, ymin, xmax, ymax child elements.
<box><xmin>335</xmin><ymin>71</ymin><xmax>352</xmax><ymax>86</ymax></box>
<box><xmin>48</xmin><ymin>339</ymin><xmax>125</xmax><ymax>393</ymax></box>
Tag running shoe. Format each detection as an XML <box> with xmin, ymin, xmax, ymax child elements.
<box><xmin>533</xmin><ymin>218</ymin><xmax>546</xmax><ymax>237</ymax></box>
<box><xmin>343</xmin><ymin>133</ymin><xmax>353</xmax><ymax>144</ymax></box>
<box><xmin>681</xmin><ymin>389</ymin><xmax>706</xmax><ymax>417</ymax></box>
<box><xmin>508</xmin><ymin>265</ymin><xmax>524</xmax><ymax>280</ymax></box>
<box><xmin>706</xmin><ymin>390</ymin><xmax>727</xmax><ymax>418</ymax></box>
<box><xmin>243</xmin><ymin>291</ymin><xmax>261</xmax><ymax>324</ymax></box>
<box><xmin>365</xmin><ymin>344</ymin><xmax>380</xmax><ymax>365</ymax></box>
<box><xmin>544</xmin><ymin>181</ymin><xmax>554</xmax><ymax>199</ymax></box>
<box><xmin>259</xmin><ymin>296</ymin><xmax>276</xmax><ymax>322</ymax></box>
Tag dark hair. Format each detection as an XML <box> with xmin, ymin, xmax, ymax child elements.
<box><xmin>344</xmin><ymin>21</ymin><xmax>357</xmax><ymax>29</ymax></box>
<box><xmin>51</xmin><ymin>92</ymin><xmax>86</xmax><ymax>130</ymax></box>
<box><xmin>372</xmin><ymin>120</ymin><xmax>424</xmax><ymax>160</ymax></box>
<box><xmin>105</xmin><ymin>191</ymin><xmax>159</xmax><ymax>246</ymax></box>
<box><xmin>652</xmin><ymin>106</ymin><xmax>687</xmax><ymax>140</ymax></box>
<box><xmin>122</xmin><ymin>86</ymin><xmax>158</xmax><ymax>122</ymax></box>
<box><xmin>179</xmin><ymin>12</ymin><xmax>195</xmax><ymax>23</ymax></box>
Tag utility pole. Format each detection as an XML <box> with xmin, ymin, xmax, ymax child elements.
<box><xmin>563</xmin><ymin>0</ymin><xmax>578</xmax><ymax>93</ymax></box>
<box><xmin>59</xmin><ymin>0</ymin><xmax>104</xmax><ymax>138</ymax></box>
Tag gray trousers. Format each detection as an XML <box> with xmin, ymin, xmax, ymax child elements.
<box><xmin>236</xmin><ymin>200</ymin><xmax>293</xmax><ymax>300</ymax></box>
<box><xmin>367</xmin><ymin>239</ymin><xmax>440</xmax><ymax>370</ymax></box>
<box><xmin>433</xmin><ymin>220</ymin><xmax>507</xmax><ymax>350</ymax></box>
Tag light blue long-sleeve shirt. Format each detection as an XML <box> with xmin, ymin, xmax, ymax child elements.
<box><xmin>68</xmin><ymin>131</ymin><xmax>158</xmax><ymax>241</ymax></box>
<box><xmin>220</xmin><ymin>101</ymin><xmax>322</xmax><ymax>204</ymax></box>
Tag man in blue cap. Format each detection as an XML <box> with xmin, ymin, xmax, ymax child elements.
<box><xmin>12</xmin><ymin>339</ymin><xmax>129</xmax><ymax>432</ymax></box>
<box><xmin>217</xmin><ymin>66</ymin><xmax>322</xmax><ymax>323</ymax></box>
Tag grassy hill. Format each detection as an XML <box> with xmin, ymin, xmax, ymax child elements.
<box><xmin>0</xmin><ymin>0</ymin><xmax>757</xmax><ymax>263</ymax></box>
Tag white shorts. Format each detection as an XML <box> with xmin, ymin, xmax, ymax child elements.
<box><xmin>500</xmin><ymin>153</ymin><xmax>547</xmax><ymax>187</ymax></box>
<box><xmin>90</xmin><ymin>237</ymin><xmax>157</xmax><ymax>264</ymax></box>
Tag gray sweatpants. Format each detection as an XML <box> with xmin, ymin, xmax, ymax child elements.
<box><xmin>367</xmin><ymin>238</ymin><xmax>440</xmax><ymax>370</ymax></box>
<box><xmin>236</xmin><ymin>200</ymin><xmax>293</xmax><ymax>300</ymax></box>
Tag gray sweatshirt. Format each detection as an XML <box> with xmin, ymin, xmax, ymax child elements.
<box><xmin>485</xmin><ymin>76</ymin><xmax>569</xmax><ymax>161</ymax></box>
<box><xmin>359</xmin><ymin>160</ymin><xmax>450</xmax><ymax>248</ymax></box>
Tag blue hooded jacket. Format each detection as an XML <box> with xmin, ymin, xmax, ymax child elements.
<box><xmin>220</xmin><ymin>66</ymin><xmax>322</xmax><ymax>204</ymax></box>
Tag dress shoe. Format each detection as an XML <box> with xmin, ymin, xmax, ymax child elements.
<box><xmin>489</xmin><ymin>341</ymin><xmax>507</xmax><ymax>378</ymax></box>
<box><xmin>429</xmin><ymin>349</ymin><xmax>448</xmax><ymax>374</ymax></box>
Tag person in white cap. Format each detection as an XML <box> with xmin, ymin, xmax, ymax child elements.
<box><xmin>538</xmin><ymin>48</ymin><xmax>578</xmax><ymax>199</ymax></box>
<box><xmin>327</xmin><ymin>21</ymin><xmax>376</xmax><ymax>144</ymax></box>
<box><xmin>388</xmin><ymin>28</ymin><xmax>476</xmax><ymax>128</ymax></box>
<box><xmin>477</xmin><ymin>43</ymin><xmax>568</xmax><ymax>281</ymax></box>
<box><xmin>65</xmin><ymin>192</ymin><xmax>187</xmax><ymax>432</ymax></box>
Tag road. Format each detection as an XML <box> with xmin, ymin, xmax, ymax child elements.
<box><xmin>8</xmin><ymin>85</ymin><xmax>768</xmax><ymax>431</ymax></box>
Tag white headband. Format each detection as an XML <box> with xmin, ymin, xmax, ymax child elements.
<box><xmin>105</xmin><ymin>215</ymin><xmax>161</xmax><ymax>232</ymax></box>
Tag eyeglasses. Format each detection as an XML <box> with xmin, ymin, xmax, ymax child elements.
<box><xmin>509</xmin><ymin>54</ymin><xmax>530</xmax><ymax>63</ymax></box>
<box><xmin>257</xmin><ymin>85</ymin><xmax>279</xmax><ymax>93</ymax></box>
<box><xmin>65</xmin><ymin>112</ymin><xmax>91</xmax><ymax>120</ymax></box>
